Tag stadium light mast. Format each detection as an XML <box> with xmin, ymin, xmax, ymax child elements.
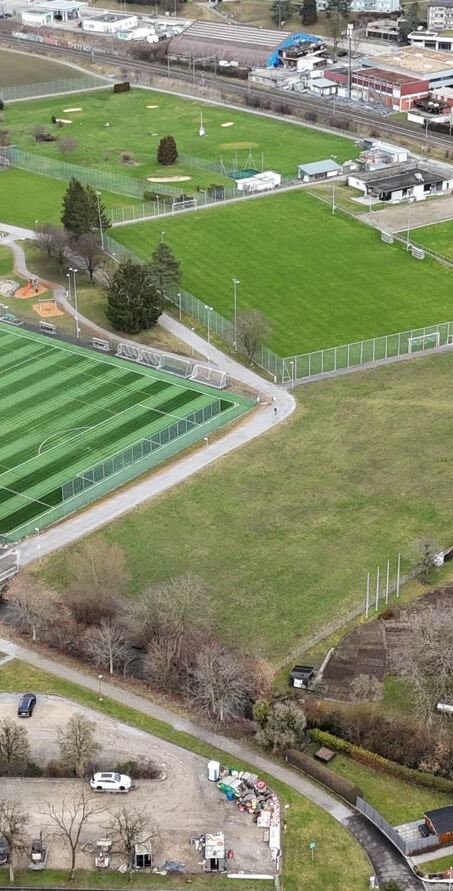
<box><xmin>95</xmin><ymin>191</ymin><xmax>104</xmax><ymax>250</ymax></box>
<box><xmin>347</xmin><ymin>23</ymin><xmax>353</xmax><ymax>99</ymax></box>
<box><xmin>69</xmin><ymin>267</ymin><xmax>80</xmax><ymax>338</ymax></box>
<box><xmin>205</xmin><ymin>304</ymin><xmax>213</xmax><ymax>345</ymax></box>
<box><xmin>232</xmin><ymin>278</ymin><xmax>240</xmax><ymax>350</ymax></box>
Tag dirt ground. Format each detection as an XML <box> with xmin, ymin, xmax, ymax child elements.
<box><xmin>0</xmin><ymin>694</ymin><xmax>274</xmax><ymax>875</ymax></box>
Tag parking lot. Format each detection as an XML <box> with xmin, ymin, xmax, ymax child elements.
<box><xmin>0</xmin><ymin>694</ymin><xmax>275</xmax><ymax>874</ymax></box>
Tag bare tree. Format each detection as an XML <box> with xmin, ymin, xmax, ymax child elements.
<box><xmin>107</xmin><ymin>806</ymin><xmax>156</xmax><ymax>873</ymax></box>
<box><xmin>49</xmin><ymin>226</ymin><xmax>70</xmax><ymax>271</ymax></box>
<box><xmin>326</xmin><ymin>8</ymin><xmax>346</xmax><ymax>57</ymax></box>
<box><xmin>236</xmin><ymin>310</ymin><xmax>271</xmax><ymax>363</ymax></box>
<box><xmin>254</xmin><ymin>701</ymin><xmax>306</xmax><ymax>754</ymax></box>
<box><xmin>0</xmin><ymin>800</ymin><xmax>27</xmax><ymax>881</ymax></box>
<box><xmin>188</xmin><ymin>641</ymin><xmax>251</xmax><ymax>722</ymax></box>
<box><xmin>7</xmin><ymin>573</ymin><xmax>56</xmax><ymax>641</ymax></box>
<box><xmin>44</xmin><ymin>788</ymin><xmax>105</xmax><ymax>879</ymax></box>
<box><xmin>65</xmin><ymin>539</ymin><xmax>128</xmax><ymax>626</ymax></box>
<box><xmin>35</xmin><ymin>222</ymin><xmax>56</xmax><ymax>260</ymax></box>
<box><xmin>351</xmin><ymin>674</ymin><xmax>384</xmax><ymax>703</ymax></box>
<box><xmin>73</xmin><ymin>232</ymin><xmax>104</xmax><ymax>281</ymax></box>
<box><xmin>83</xmin><ymin>619</ymin><xmax>132</xmax><ymax>675</ymax></box>
<box><xmin>397</xmin><ymin>603</ymin><xmax>453</xmax><ymax>724</ymax></box>
<box><xmin>127</xmin><ymin>573</ymin><xmax>211</xmax><ymax>652</ymax></box>
<box><xmin>57</xmin><ymin>135</ymin><xmax>79</xmax><ymax>158</ymax></box>
<box><xmin>0</xmin><ymin>719</ymin><xmax>30</xmax><ymax>776</ymax></box>
<box><xmin>57</xmin><ymin>714</ymin><xmax>100</xmax><ymax>777</ymax></box>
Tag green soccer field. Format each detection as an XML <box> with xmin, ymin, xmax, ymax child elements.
<box><xmin>0</xmin><ymin>323</ymin><xmax>251</xmax><ymax>540</ymax></box>
<box><xmin>112</xmin><ymin>190</ymin><xmax>453</xmax><ymax>356</ymax></box>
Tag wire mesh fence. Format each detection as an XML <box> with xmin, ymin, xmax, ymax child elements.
<box><xmin>0</xmin><ymin>74</ymin><xmax>109</xmax><ymax>102</ymax></box>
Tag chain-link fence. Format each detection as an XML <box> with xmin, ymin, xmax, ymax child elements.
<box><xmin>0</xmin><ymin>74</ymin><xmax>109</xmax><ymax>102</ymax></box>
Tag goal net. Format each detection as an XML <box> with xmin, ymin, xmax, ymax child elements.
<box><xmin>191</xmin><ymin>364</ymin><xmax>228</xmax><ymax>389</ymax></box>
<box><xmin>408</xmin><ymin>332</ymin><xmax>440</xmax><ymax>353</ymax></box>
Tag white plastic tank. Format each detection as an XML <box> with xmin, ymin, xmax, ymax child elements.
<box><xmin>207</xmin><ymin>760</ymin><xmax>220</xmax><ymax>781</ymax></box>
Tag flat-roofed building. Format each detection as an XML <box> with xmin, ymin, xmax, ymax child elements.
<box><xmin>367</xmin><ymin>46</ymin><xmax>453</xmax><ymax>87</ymax></box>
<box><xmin>82</xmin><ymin>12</ymin><xmax>138</xmax><ymax>33</ymax></box>
<box><xmin>325</xmin><ymin>65</ymin><xmax>428</xmax><ymax>109</ymax></box>
<box><xmin>349</xmin><ymin>161</ymin><xmax>453</xmax><ymax>201</ymax></box>
<box><xmin>428</xmin><ymin>0</ymin><xmax>453</xmax><ymax>31</ymax></box>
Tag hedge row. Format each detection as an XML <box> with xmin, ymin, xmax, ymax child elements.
<box><xmin>286</xmin><ymin>749</ymin><xmax>363</xmax><ymax>805</ymax></box>
<box><xmin>309</xmin><ymin>729</ymin><xmax>453</xmax><ymax>794</ymax></box>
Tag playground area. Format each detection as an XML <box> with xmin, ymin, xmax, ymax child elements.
<box><xmin>32</xmin><ymin>298</ymin><xmax>64</xmax><ymax>318</ymax></box>
<box><xmin>15</xmin><ymin>278</ymin><xmax>47</xmax><ymax>300</ymax></box>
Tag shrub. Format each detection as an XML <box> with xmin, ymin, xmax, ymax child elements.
<box><xmin>286</xmin><ymin>749</ymin><xmax>362</xmax><ymax>805</ymax></box>
<box><xmin>114</xmin><ymin>759</ymin><xmax>161</xmax><ymax>779</ymax></box>
<box><xmin>309</xmin><ymin>729</ymin><xmax>453</xmax><ymax>794</ymax></box>
<box><xmin>0</xmin><ymin>99</ymin><xmax>4</xmax><ymax>112</ymax></box>
<box><xmin>113</xmin><ymin>82</ymin><xmax>130</xmax><ymax>93</ymax></box>
<box><xmin>157</xmin><ymin>135</ymin><xmax>178</xmax><ymax>166</ymax></box>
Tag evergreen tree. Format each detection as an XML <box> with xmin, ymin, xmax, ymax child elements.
<box><xmin>106</xmin><ymin>259</ymin><xmax>161</xmax><ymax>334</ymax></box>
<box><xmin>61</xmin><ymin>178</ymin><xmax>109</xmax><ymax>237</ymax></box>
<box><xmin>271</xmin><ymin>0</ymin><xmax>293</xmax><ymax>25</ymax></box>
<box><xmin>157</xmin><ymin>135</ymin><xmax>178</xmax><ymax>166</ymax></box>
<box><xmin>326</xmin><ymin>0</ymin><xmax>351</xmax><ymax>17</ymax></box>
<box><xmin>398</xmin><ymin>0</ymin><xmax>420</xmax><ymax>42</ymax></box>
<box><xmin>301</xmin><ymin>0</ymin><xmax>317</xmax><ymax>24</ymax></box>
<box><xmin>148</xmin><ymin>242</ymin><xmax>181</xmax><ymax>299</ymax></box>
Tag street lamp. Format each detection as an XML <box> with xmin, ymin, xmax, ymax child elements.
<box><xmin>35</xmin><ymin>527</ymin><xmax>41</xmax><ymax>563</ymax></box>
<box><xmin>34</xmin><ymin>219</ymin><xmax>39</xmax><ymax>232</ymax></box>
<box><xmin>95</xmin><ymin>191</ymin><xmax>104</xmax><ymax>250</ymax></box>
<box><xmin>347</xmin><ymin>23</ymin><xmax>354</xmax><ymax>99</ymax></box>
<box><xmin>69</xmin><ymin>267</ymin><xmax>80</xmax><ymax>338</ymax></box>
<box><xmin>66</xmin><ymin>271</ymin><xmax>71</xmax><ymax>303</ymax></box>
<box><xmin>177</xmin><ymin>291</ymin><xmax>182</xmax><ymax>322</ymax></box>
<box><xmin>232</xmin><ymin>277</ymin><xmax>240</xmax><ymax>350</ymax></box>
<box><xmin>98</xmin><ymin>674</ymin><xmax>103</xmax><ymax>700</ymax></box>
<box><xmin>161</xmin><ymin>230</ymin><xmax>165</xmax><ymax>244</ymax></box>
<box><xmin>205</xmin><ymin>304</ymin><xmax>213</xmax><ymax>345</ymax></box>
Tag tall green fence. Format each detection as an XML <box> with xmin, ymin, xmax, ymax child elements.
<box><xmin>0</xmin><ymin>74</ymin><xmax>109</xmax><ymax>102</ymax></box>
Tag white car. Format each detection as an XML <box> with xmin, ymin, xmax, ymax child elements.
<box><xmin>89</xmin><ymin>772</ymin><xmax>131</xmax><ymax>793</ymax></box>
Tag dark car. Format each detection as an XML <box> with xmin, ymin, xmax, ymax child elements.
<box><xmin>17</xmin><ymin>693</ymin><xmax>36</xmax><ymax>718</ymax></box>
<box><xmin>0</xmin><ymin>836</ymin><xmax>9</xmax><ymax>865</ymax></box>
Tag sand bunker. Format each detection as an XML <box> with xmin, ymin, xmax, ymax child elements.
<box><xmin>146</xmin><ymin>104</ymin><xmax>159</xmax><ymax>109</ymax></box>
<box><xmin>63</xmin><ymin>107</ymin><xmax>82</xmax><ymax>113</ymax></box>
<box><xmin>221</xmin><ymin>121</ymin><xmax>234</xmax><ymax>127</ymax></box>
<box><xmin>33</xmin><ymin>300</ymin><xmax>64</xmax><ymax>319</ymax></box>
<box><xmin>147</xmin><ymin>175</ymin><xmax>192</xmax><ymax>183</ymax></box>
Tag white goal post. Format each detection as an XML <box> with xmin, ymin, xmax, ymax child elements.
<box><xmin>408</xmin><ymin>332</ymin><xmax>441</xmax><ymax>353</ymax></box>
<box><xmin>190</xmin><ymin>365</ymin><xmax>228</xmax><ymax>389</ymax></box>
<box><xmin>171</xmin><ymin>199</ymin><xmax>197</xmax><ymax>213</ymax></box>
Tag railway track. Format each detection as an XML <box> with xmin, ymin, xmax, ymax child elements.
<box><xmin>1</xmin><ymin>31</ymin><xmax>453</xmax><ymax>151</ymax></box>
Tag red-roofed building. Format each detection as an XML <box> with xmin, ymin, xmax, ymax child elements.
<box><xmin>324</xmin><ymin>67</ymin><xmax>429</xmax><ymax>110</ymax></box>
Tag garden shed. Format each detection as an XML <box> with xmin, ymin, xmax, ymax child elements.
<box><xmin>424</xmin><ymin>806</ymin><xmax>453</xmax><ymax>844</ymax></box>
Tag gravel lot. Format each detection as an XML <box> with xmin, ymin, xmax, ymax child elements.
<box><xmin>0</xmin><ymin>694</ymin><xmax>274</xmax><ymax>875</ymax></box>
<box><xmin>363</xmin><ymin>193</ymin><xmax>453</xmax><ymax>234</ymax></box>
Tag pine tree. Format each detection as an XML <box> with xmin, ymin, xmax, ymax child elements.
<box><xmin>157</xmin><ymin>135</ymin><xmax>178</xmax><ymax>166</ymax></box>
<box><xmin>61</xmin><ymin>178</ymin><xmax>109</xmax><ymax>237</ymax></box>
<box><xmin>106</xmin><ymin>259</ymin><xmax>162</xmax><ymax>334</ymax></box>
<box><xmin>148</xmin><ymin>242</ymin><xmax>181</xmax><ymax>299</ymax></box>
<box><xmin>301</xmin><ymin>0</ymin><xmax>317</xmax><ymax>25</ymax></box>
<box><xmin>271</xmin><ymin>0</ymin><xmax>293</xmax><ymax>25</ymax></box>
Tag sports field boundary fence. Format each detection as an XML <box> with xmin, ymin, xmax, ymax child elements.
<box><xmin>0</xmin><ymin>74</ymin><xmax>110</xmax><ymax>102</ymax></box>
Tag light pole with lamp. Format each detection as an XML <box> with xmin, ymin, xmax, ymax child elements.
<box><xmin>347</xmin><ymin>23</ymin><xmax>354</xmax><ymax>99</ymax></box>
<box><xmin>232</xmin><ymin>277</ymin><xmax>240</xmax><ymax>349</ymax></box>
<box><xmin>331</xmin><ymin>155</ymin><xmax>338</xmax><ymax>216</ymax></box>
<box><xmin>95</xmin><ymin>191</ymin><xmax>104</xmax><ymax>250</ymax></box>
<box><xmin>69</xmin><ymin>267</ymin><xmax>80</xmax><ymax>337</ymax></box>
<box><xmin>34</xmin><ymin>219</ymin><xmax>39</xmax><ymax>232</ymax></box>
<box><xmin>66</xmin><ymin>271</ymin><xmax>71</xmax><ymax>303</ymax></box>
<box><xmin>35</xmin><ymin>527</ymin><xmax>41</xmax><ymax>563</ymax></box>
<box><xmin>161</xmin><ymin>230</ymin><xmax>165</xmax><ymax>244</ymax></box>
<box><xmin>177</xmin><ymin>291</ymin><xmax>182</xmax><ymax>322</ymax></box>
<box><xmin>205</xmin><ymin>304</ymin><xmax>213</xmax><ymax>346</ymax></box>
<box><xmin>98</xmin><ymin>674</ymin><xmax>103</xmax><ymax>700</ymax></box>
<box><xmin>406</xmin><ymin>197</ymin><xmax>416</xmax><ymax>250</ymax></box>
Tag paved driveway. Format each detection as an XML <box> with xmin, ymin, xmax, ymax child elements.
<box><xmin>363</xmin><ymin>193</ymin><xmax>453</xmax><ymax>234</ymax></box>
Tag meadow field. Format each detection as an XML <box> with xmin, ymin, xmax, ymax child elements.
<box><xmin>2</xmin><ymin>88</ymin><xmax>353</xmax><ymax>189</ymax></box>
<box><xmin>411</xmin><ymin>219</ymin><xmax>453</xmax><ymax>259</ymax></box>
<box><xmin>0</xmin><ymin>49</ymin><xmax>83</xmax><ymax>87</ymax></box>
<box><xmin>0</xmin><ymin>324</ymin><xmax>250</xmax><ymax>539</ymax></box>
<box><xmin>113</xmin><ymin>191</ymin><xmax>453</xmax><ymax>356</ymax></box>
<box><xmin>46</xmin><ymin>350</ymin><xmax>453</xmax><ymax>661</ymax></box>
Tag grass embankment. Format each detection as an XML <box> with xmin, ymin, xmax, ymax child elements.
<box><xmin>3</xmin><ymin>88</ymin><xmax>353</xmax><ymax>190</ymax></box>
<box><xmin>46</xmin><ymin>352</ymin><xmax>453</xmax><ymax>662</ymax></box>
<box><xmin>411</xmin><ymin>219</ymin><xmax>453</xmax><ymax>260</ymax></box>
<box><xmin>0</xmin><ymin>661</ymin><xmax>371</xmax><ymax>891</ymax></box>
<box><xmin>0</xmin><ymin>869</ymin><xmax>272</xmax><ymax>891</ymax></box>
<box><xmin>0</xmin><ymin>169</ymin><xmax>141</xmax><ymax>230</ymax></box>
<box><xmin>0</xmin><ymin>49</ymin><xmax>88</xmax><ymax>87</ymax></box>
<box><xmin>113</xmin><ymin>191</ymin><xmax>453</xmax><ymax>356</ymax></box>
<box><xmin>418</xmin><ymin>854</ymin><xmax>453</xmax><ymax>874</ymax></box>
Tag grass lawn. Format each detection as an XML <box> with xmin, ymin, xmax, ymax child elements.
<box><xmin>324</xmin><ymin>753</ymin><xmax>451</xmax><ymax>824</ymax></box>
<box><xmin>0</xmin><ymin>869</ymin><xmax>273</xmax><ymax>890</ymax></box>
<box><xmin>46</xmin><ymin>352</ymin><xmax>453</xmax><ymax>661</ymax></box>
<box><xmin>112</xmin><ymin>191</ymin><xmax>453</xmax><ymax>356</ymax></box>
<box><xmin>0</xmin><ymin>49</ymin><xmax>85</xmax><ymax>87</ymax></box>
<box><xmin>0</xmin><ymin>661</ymin><xmax>371</xmax><ymax>891</ymax></box>
<box><xmin>3</xmin><ymin>87</ymin><xmax>353</xmax><ymax>190</ymax></box>
<box><xmin>418</xmin><ymin>854</ymin><xmax>453</xmax><ymax>874</ymax></box>
<box><xmin>0</xmin><ymin>169</ymin><xmax>141</xmax><ymax>229</ymax></box>
<box><xmin>411</xmin><ymin>219</ymin><xmax>453</xmax><ymax>260</ymax></box>
<box><xmin>0</xmin><ymin>244</ymin><xmax>13</xmax><ymax>276</ymax></box>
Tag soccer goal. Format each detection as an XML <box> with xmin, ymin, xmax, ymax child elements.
<box><xmin>171</xmin><ymin>198</ymin><xmax>197</xmax><ymax>213</ymax></box>
<box><xmin>190</xmin><ymin>364</ymin><xmax>228</xmax><ymax>389</ymax></box>
<box><xmin>408</xmin><ymin>332</ymin><xmax>441</xmax><ymax>353</ymax></box>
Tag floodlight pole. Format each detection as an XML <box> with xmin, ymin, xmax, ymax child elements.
<box><xmin>365</xmin><ymin>571</ymin><xmax>370</xmax><ymax>619</ymax></box>
<box><xmin>385</xmin><ymin>558</ymin><xmax>390</xmax><ymax>604</ymax></box>
<box><xmin>205</xmin><ymin>304</ymin><xmax>213</xmax><ymax>345</ymax></box>
<box><xmin>332</xmin><ymin>179</ymin><xmax>336</xmax><ymax>215</ymax></box>
<box><xmin>177</xmin><ymin>291</ymin><xmax>182</xmax><ymax>322</ymax></box>
<box><xmin>347</xmin><ymin>24</ymin><xmax>353</xmax><ymax>100</ymax></box>
<box><xmin>375</xmin><ymin>565</ymin><xmax>380</xmax><ymax>611</ymax></box>
<box><xmin>396</xmin><ymin>552</ymin><xmax>401</xmax><ymax>597</ymax></box>
<box><xmin>96</xmin><ymin>191</ymin><xmax>104</xmax><ymax>250</ymax></box>
<box><xmin>35</xmin><ymin>527</ymin><xmax>41</xmax><ymax>563</ymax></box>
<box><xmin>232</xmin><ymin>277</ymin><xmax>240</xmax><ymax>350</ymax></box>
<box><xmin>161</xmin><ymin>230</ymin><xmax>165</xmax><ymax>244</ymax></box>
<box><xmin>70</xmin><ymin>267</ymin><xmax>80</xmax><ymax>338</ymax></box>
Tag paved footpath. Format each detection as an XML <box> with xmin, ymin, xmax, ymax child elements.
<box><xmin>0</xmin><ymin>637</ymin><xmax>422</xmax><ymax>889</ymax></box>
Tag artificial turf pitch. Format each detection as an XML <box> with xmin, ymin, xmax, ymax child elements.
<box><xmin>0</xmin><ymin>323</ymin><xmax>250</xmax><ymax>539</ymax></box>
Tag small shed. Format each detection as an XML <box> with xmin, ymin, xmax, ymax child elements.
<box><xmin>132</xmin><ymin>842</ymin><xmax>153</xmax><ymax>870</ymax></box>
<box><xmin>204</xmin><ymin>832</ymin><xmax>225</xmax><ymax>872</ymax></box>
<box><xmin>424</xmin><ymin>806</ymin><xmax>453</xmax><ymax>844</ymax></box>
<box><xmin>309</xmin><ymin>77</ymin><xmax>337</xmax><ymax>97</ymax></box>
<box><xmin>236</xmin><ymin>171</ymin><xmax>281</xmax><ymax>193</ymax></box>
<box><xmin>297</xmin><ymin>159</ymin><xmax>342</xmax><ymax>182</ymax></box>
<box><xmin>290</xmin><ymin>664</ymin><xmax>315</xmax><ymax>688</ymax></box>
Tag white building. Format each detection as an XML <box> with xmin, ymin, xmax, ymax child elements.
<box><xmin>236</xmin><ymin>171</ymin><xmax>281</xmax><ymax>193</ymax></box>
<box><xmin>408</xmin><ymin>29</ymin><xmax>453</xmax><ymax>52</ymax></box>
<box><xmin>318</xmin><ymin>0</ymin><xmax>399</xmax><ymax>11</ymax></box>
<box><xmin>428</xmin><ymin>0</ymin><xmax>453</xmax><ymax>31</ymax></box>
<box><xmin>297</xmin><ymin>159</ymin><xmax>342</xmax><ymax>181</ymax></box>
<box><xmin>348</xmin><ymin>162</ymin><xmax>453</xmax><ymax>201</ymax></box>
<box><xmin>21</xmin><ymin>0</ymin><xmax>86</xmax><ymax>24</ymax></box>
<box><xmin>82</xmin><ymin>12</ymin><xmax>138</xmax><ymax>33</ymax></box>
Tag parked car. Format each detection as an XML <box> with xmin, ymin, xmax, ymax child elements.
<box><xmin>0</xmin><ymin>836</ymin><xmax>9</xmax><ymax>865</ymax></box>
<box><xmin>17</xmin><ymin>693</ymin><xmax>36</xmax><ymax>717</ymax></box>
<box><xmin>89</xmin><ymin>772</ymin><xmax>131</xmax><ymax>792</ymax></box>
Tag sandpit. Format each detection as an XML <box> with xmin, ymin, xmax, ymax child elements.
<box><xmin>147</xmin><ymin>175</ymin><xmax>192</xmax><ymax>183</ymax></box>
<box><xmin>15</xmin><ymin>282</ymin><xmax>47</xmax><ymax>299</ymax></box>
<box><xmin>221</xmin><ymin>121</ymin><xmax>234</xmax><ymax>128</ymax></box>
<box><xmin>63</xmin><ymin>107</ymin><xmax>82</xmax><ymax>113</ymax></box>
<box><xmin>33</xmin><ymin>300</ymin><xmax>64</xmax><ymax>319</ymax></box>
<box><xmin>146</xmin><ymin>104</ymin><xmax>159</xmax><ymax>109</ymax></box>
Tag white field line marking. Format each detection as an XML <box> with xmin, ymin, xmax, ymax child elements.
<box><xmin>0</xmin><ymin>483</ymin><xmax>52</xmax><ymax>508</ymax></box>
<box><xmin>0</xmin><ymin>345</ymin><xmax>54</xmax><ymax>376</ymax></box>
